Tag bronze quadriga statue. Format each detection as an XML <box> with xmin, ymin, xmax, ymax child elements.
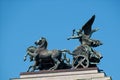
<box><xmin>24</xmin><ymin>15</ymin><xmax>103</xmax><ymax>72</ymax></box>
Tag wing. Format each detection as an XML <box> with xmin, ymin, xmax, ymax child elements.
<box><xmin>81</xmin><ymin>15</ymin><xmax>95</xmax><ymax>35</ymax></box>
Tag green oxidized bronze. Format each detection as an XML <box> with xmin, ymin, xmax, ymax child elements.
<box><xmin>67</xmin><ymin>15</ymin><xmax>103</xmax><ymax>69</ymax></box>
<box><xmin>24</xmin><ymin>15</ymin><xmax>103</xmax><ymax>72</ymax></box>
<box><xmin>24</xmin><ymin>37</ymin><xmax>71</xmax><ymax>72</ymax></box>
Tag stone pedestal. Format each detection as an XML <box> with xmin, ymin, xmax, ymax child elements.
<box><xmin>11</xmin><ymin>67</ymin><xmax>111</xmax><ymax>80</ymax></box>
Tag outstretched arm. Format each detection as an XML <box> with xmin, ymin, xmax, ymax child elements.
<box><xmin>67</xmin><ymin>35</ymin><xmax>80</xmax><ymax>40</ymax></box>
<box><xmin>24</xmin><ymin>53</ymin><xmax>28</xmax><ymax>61</ymax></box>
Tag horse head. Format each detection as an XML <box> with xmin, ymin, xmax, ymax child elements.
<box><xmin>34</xmin><ymin>37</ymin><xmax>48</xmax><ymax>49</ymax></box>
<box><xmin>24</xmin><ymin>46</ymin><xmax>37</xmax><ymax>62</ymax></box>
<box><xmin>34</xmin><ymin>37</ymin><xmax>45</xmax><ymax>45</ymax></box>
<box><xmin>27</xmin><ymin>46</ymin><xmax>37</xmax><ymax>53</ymax></box>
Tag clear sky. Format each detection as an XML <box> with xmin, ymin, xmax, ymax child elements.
<box><xmin>0</xmin><ymin>0</ymin><xmax>120</xmax><ymax>80</ymax></box>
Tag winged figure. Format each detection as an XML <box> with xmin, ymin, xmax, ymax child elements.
<box><xmin>67</xmin><ymin>15</ymin><xmax>103</xmax><ymax>68</ymax></box>
<box><xmin>67</xmin><ymin>15</ymin><xmax>100</xmax><ymax>44</ymax></box>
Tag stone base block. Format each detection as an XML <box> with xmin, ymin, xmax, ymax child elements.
<box><xmin>11</xmin><ymin>67</ymin><xmax>112</xmax><ymax>80</ymax></box>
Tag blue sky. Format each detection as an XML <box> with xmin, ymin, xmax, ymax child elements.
<box><xmin>0</xmin><ymin>0</ymin><xmax>120</xmax><ymax>80</ymax></box>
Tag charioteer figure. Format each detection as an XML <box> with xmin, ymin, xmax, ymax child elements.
<box><xmin>67</xmin><ymin>15</ymin><xmax>103</xmax><ymax>68</ymax></box>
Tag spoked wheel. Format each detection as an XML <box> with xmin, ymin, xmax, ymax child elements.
<box><xmin>73</xmin><ymin>55</ymin><xmax>89</xmax><ymax>69</ymax></box>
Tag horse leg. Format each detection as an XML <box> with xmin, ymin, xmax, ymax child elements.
<box><xmin>27</xmin><ymin>65</ymin><xmax>32</xmax><ymax>72</ymax></box>
<box><xmin>30</xmin><ymin>61</ymin><xmax>38</xmax><ymax>72</ymax></box>
<box><xmin>30</xmin><ymin>56</ymin><xmax>34</xmax><ymax>62</ymax></box>
<box><xmin>63</xmin><ymin>53</ymin><xmax>70</xmax><ymax>64</ymax></box>
<box><xmin>49</xmin><ymin>58</ymin><xmax>60</xmax><ymax>70</ymax></box>
<box><xmin>24</xmin><ymin>53</ymin><xmax>28</xmax><ymax>61</ymax></box>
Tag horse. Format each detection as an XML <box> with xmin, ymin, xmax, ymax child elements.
<box><xmin>24</xmin><ymin>46</ymin><xmax>37</xmax><ymax>62</ymax></box>
<box><xmin>24</xmin><ymin>46</ymin><xmax>40</xmax><ymax>72</ymax></box>
<box><xmin>24</xmin><ymin>37</ymin><xmax>70</xmax><ymax>72</ymax></box>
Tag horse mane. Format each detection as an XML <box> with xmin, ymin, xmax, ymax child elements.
<box><xmin>39</xmin><ymin>39</ymin><xmax>48</xmax><ymax>49</ymax></box>
<box><xmin>36</xmin><ymin>38</ymin><xmax>48</xmax><ymax>53</ymax></box>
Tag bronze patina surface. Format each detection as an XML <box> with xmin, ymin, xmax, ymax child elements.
<box><xmin>24</xmin><ymin>15</ymin><xmax>103</xmax><ymax>72</ymax></box>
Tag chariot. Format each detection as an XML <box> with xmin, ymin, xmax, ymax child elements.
<box><xmin>70</xmin><ymin>45</ymin><xmax>102</xmax><ymax>69</ymax></box>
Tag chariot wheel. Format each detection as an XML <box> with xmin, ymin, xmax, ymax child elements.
<box><xmin>73</xmin><ymin>55</ymin><xmax>89</xmax><ymax>69</ymax></box>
